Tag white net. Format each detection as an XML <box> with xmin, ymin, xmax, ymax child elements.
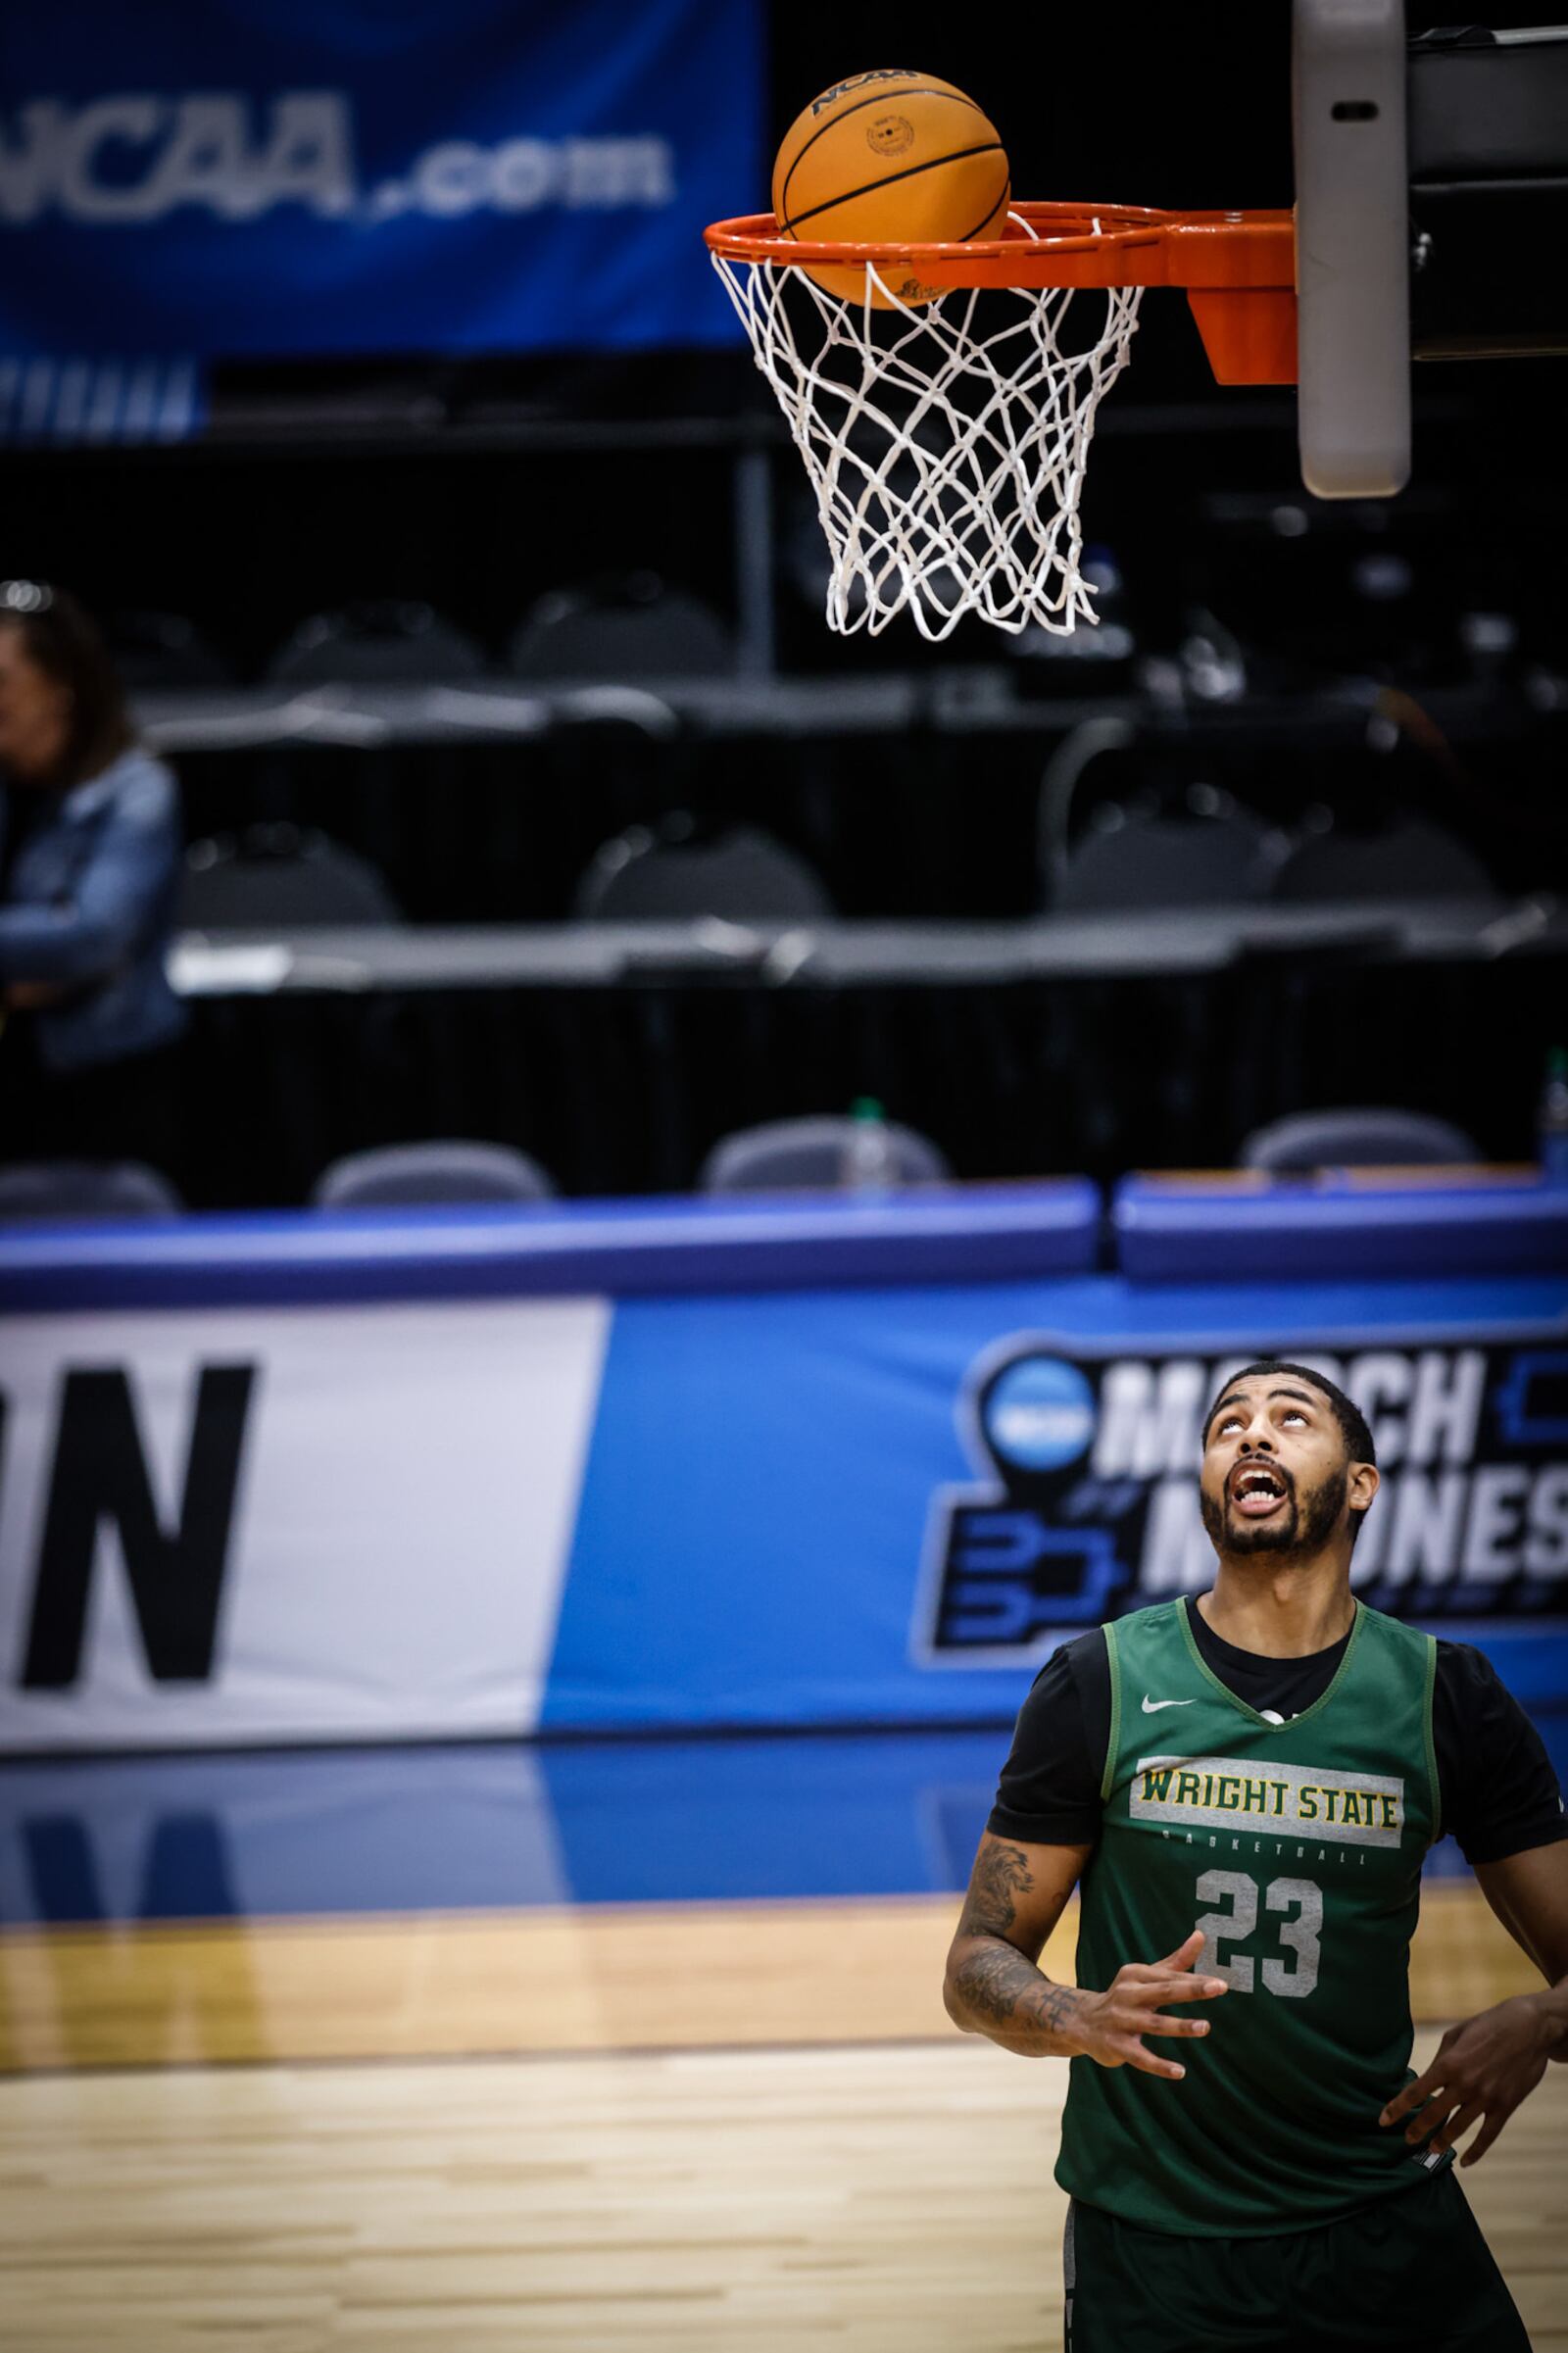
<box><xmin>712</xmin><ymin>232</ymin><xmax>1143</xmax><ymax>641</ymax></box>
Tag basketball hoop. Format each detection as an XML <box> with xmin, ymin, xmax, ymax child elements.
<box><xmin>706</xmin><ymin>206</ymin><xmax>1295</xmax><ymax>639</ymax></box>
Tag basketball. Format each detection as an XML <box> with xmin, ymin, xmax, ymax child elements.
<box><xmin>771</xmin><ymin>70</ymin><xmax>1010</xmax><ymax>309</ymax></box>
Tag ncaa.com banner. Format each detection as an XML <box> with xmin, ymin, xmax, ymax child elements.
<box><xmin>0</xmin><ymin>0</ymin><xmax>758</xmax><ymax>407</ymax></box>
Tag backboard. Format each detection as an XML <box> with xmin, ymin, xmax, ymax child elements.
<box><xmin>1293</xmin><ymin>0</ymin><xmax>1410</xmax><ymax>498</ymax></box>
<box><xmin>1295</xmin><ymin>5</ymin><xmax>1568</xmax><ymax>498</ymax></box>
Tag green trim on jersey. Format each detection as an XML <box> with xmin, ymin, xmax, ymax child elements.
<box><xmin>1421</xmin><ymin>1631</ymin><xmax>1442</xmax><ymax>1834</ymax></box>
<box><xmin>1059</xmin><ymin>1595</ymin><xmax>1445</xmax><ymax>2237</ymax></box>
<box><xmin>1101</xmin><ymin>1620</ymin><xmax>1123</xmax><ymax>1803</ymax></box>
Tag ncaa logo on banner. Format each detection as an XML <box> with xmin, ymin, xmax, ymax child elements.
<box><xmin>912</xmin><ymin>1331</ymin><xmax>1568</xmax><ymax>1667</ymax></box>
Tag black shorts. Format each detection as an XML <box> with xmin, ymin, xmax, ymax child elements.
<box><xmin>1063</xmin><ymin>2166</ymin><xmax>1530</xmax><ymax>2353</ymax></box>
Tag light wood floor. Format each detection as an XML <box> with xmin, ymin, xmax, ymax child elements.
<box><xmin>2</xmin><ymin>1885</ymin><xmax>1559</xmax><ymax>2347</ymax></box>
<box><xmin>0</xmin><ymin>1882</ymin><xmax>1538</xmax><ymax>2073</ymax></box>
<box><xmin>2</xmin><ymin>2031</ymin><xmax>1564</xmax><ymax>2353</ymax></box>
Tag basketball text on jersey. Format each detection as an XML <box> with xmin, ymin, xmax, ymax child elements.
<box><xmin>917</xmin><ymin>1333</ymin><xmax>1568</xmax><ymax>1660</ymax></box>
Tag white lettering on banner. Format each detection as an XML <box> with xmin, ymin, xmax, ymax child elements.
<box><xmin>55</xmin><ymin>96</ymin><xmax>163</xmax><ymax>222</ymax></box>
<box><xmin>387</xmin><ymin>132</ymin><xmax>673</xmax><ymax>220</ymax></box>
<box><xmin>259</xmin><ymin>94</ymin><xmax>357</xmax><ymax>219</ymax></box>
<box><xmin>1464</xmin><ymin>1464</ymin><xmax>1533</xmax><ymax>1579</ymax></box>
<box><xmin>1077</xmin><ymin>1347</ymin><xmax>1555</xmax><ymax>1593</ymax></box>
<box><xmin>136</xmin><ymin>98</ymin><xmax>260</xmax><ymax>222</ymax></box>
<box><xmin>0</xmin><ymin>93</ymin><xmax>675</xmax><ymax>225</ymax></box>
<box><xmin>563</xmin><ymin>137</ymin><xmax>673</xmax><ymax>208</ymax></box>
<box><xmin>1130</xmin><ymin>1461</ymin><xmax>1568</xmax><ymax>1593</ymax></box>
<box><xmin>1526</xmin><ymin>1467</ymin><xmax>1568</xmax><ymax>1572</ymax></box>
<box><xmin>926</xmin><ymin>1334</ymin><xmax>1568</xmax><ymax>1665</ymax></box>
<box><xmin>1407</xmin><ymin>1349</ymin><xmax>1486</xmax><ymax>1468</ymax></box>
<box><xmin>1383</xmin><ymin>1468</ymin><xmax>1468</xmax><ymax>1583</ymax></box>
<box><xmin>0</xmin><ymin>1299</ymin><xmax>611</xmax><ymax>1751</ymax></box>
<box><xmin>1342</xmin><ymin>1351</ymin><xmax>1411</xmax><ymax>1465</ymax></box>
<box><xmin>0</xmin><ymin>94</ymin><xmax>355</xmax><ymax>224</ymax></box>
<box><xmin>1093</xmin><ymin>1359</ymin><xmax>1207</xmax><ymax>1481</ymax></box>
<box><xmin>1139</xmin><ymin>1478</ymin><xmax>1212</xmax><ymax>1594</ymax></box>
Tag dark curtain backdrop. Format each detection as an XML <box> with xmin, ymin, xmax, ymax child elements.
<box><xmin>176</xmin><ymin>946</ymin><xmax>1556</xmax><ymax>1208</ymax></box>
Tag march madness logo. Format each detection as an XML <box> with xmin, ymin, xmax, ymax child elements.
<box><xmin>915</xmin><ymin>1337</ymin><xmax>1568</xmax><ymax>1664</ymax></box>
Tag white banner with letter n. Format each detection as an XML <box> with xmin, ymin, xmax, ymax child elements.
<box><xmin>0</xmin><ymin>1298</ymin><xmax>610</xmax><ymax>1752</ymax></box>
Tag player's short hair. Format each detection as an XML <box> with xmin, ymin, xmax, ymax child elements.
<box><xmin>1201</xmin><ymin>1360</ymin><xmax>1377</xmax><ymax>1543</ymax></box>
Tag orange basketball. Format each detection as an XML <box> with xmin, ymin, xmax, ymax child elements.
<box><xmin>772</xmin><ymin>71</ymin><xmax>1010</xmax><ymax>310</ymax></box>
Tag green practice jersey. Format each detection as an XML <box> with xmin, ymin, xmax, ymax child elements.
<box><xmin>1058</xmin><ymin>1597</ymin><xmax>1446</xmax><ymax>2236</ymax></box>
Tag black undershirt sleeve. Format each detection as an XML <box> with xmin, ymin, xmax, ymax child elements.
<box><xmin>1433</xmin><ymin>1641</ymin><xmax>1568</xmax><ymax>1865</ymax></box>
<box><xmin>986</xmin><ymin>1629</ymin><xmax>1111</xmax><ymax>1848</ymax></box>
<box><xmin>983</xmin><ymin>1622</ymin><xmax>1567</xmax><ymax>1867</ymax></box>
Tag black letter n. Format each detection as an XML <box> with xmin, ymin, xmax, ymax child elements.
<box><xmin>22</xmin><ymin>1365</ymin><xmax>256</xmax><ymax>1689</ymax></box>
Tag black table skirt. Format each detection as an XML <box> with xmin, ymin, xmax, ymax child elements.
<box><xmin>151</xmin><ymin>949</ymin><xmax>1553</xmax><ymax>1209</ymax></box>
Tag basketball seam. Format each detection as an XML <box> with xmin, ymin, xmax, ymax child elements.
<box><xmin>781</xmin><ymin>143</ymin><xmax>1007</xmax><ymax>238</ymax></box>
<box><xmin>777</xmin><ymin>88</ymin><xmax>991</xmax><ymax>228</ymax></box>
<box><xmin>956</xmin><ymin>177</ymin><xmax>1010</xmax><ymax>244</ymax></box>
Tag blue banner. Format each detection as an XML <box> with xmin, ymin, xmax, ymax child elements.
<box><xmin>3</xmin><ymin>1199</ymin><xmax>1564</xmax><ymax>1750</ymax></box>
<box><xmin>0</xmin><ymin>0</ymin><xmax>757</xmax><ymax>391</ymax></box>
<box><xmin>544</xmin><ymin>1274</ymin><xmax>1568</xmax><ymax>1732</ymax></box>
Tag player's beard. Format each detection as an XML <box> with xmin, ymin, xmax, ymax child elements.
<box><xmin>1200</xmin><ymin>1464</ymin><xmax>1348</xmax><ymax>1561</ymax></box>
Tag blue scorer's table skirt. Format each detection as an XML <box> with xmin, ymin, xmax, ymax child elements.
<box><xmin>0</xmin><ymin>1179</ymin><xmax>1563</xmax><ymax>1751</ymax></box>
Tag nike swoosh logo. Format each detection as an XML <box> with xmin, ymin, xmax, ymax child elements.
<box><xmin>1142</xmin><ymin>1694</ymin><xmax>1198</xmax><ymax>1713</ymax></box>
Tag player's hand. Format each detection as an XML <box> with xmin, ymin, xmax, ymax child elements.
<box><xmin>1075</xmin><ymin>1928</ymin><xmax>1228</xmax><ymax>2080</ymax></box>
<box><xmin>1379</xmin><ymin>1994</ymin><xmax>1558</xmax><ymax>2167</ymax></box>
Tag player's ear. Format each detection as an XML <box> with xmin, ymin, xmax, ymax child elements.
<box><xmin>1348</xmin><ymin>1459</ymin><xmax>1379</xmax><ymax>1517</ymax></box>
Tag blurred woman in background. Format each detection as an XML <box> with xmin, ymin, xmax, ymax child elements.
<box><xmin>0</xmin><ymin>580</ymin><xmax>186</xmax><ymax>1178</ymax></box>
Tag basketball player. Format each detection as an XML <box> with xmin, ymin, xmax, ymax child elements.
<box><xmin>945</xmin><ymin>1361</ymin><xmax>1568</xmax><ymax>2351</ymax></box>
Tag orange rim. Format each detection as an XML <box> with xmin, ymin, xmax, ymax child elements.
<box><xmin>706</xmin><ymin>203</ymin><xmax>1293</xmax><ymax>288</ymax></box>
<box><xmin>706</xmin><ymin>203</ymin><xmax>1298</xmax><ymax>383</ymax></box>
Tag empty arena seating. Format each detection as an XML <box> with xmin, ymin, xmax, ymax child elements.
<box><xmin>1239</xmin><ymin>1107</ymin><xmax>1482</xmax><ymax>1172</ymax></box>
<box><xmin>700</xmin><ymin>1115</ymin><xmax>952</xmax><ymax>1194</ymax></box>
<box><xmin>574</xmin><ymin>816</ymin><xmax>833</xmax><ymax>923</ymax></box>
<box><xmin>312</xmin><ymin>1140</ymin><xmax>559</xmax><ymax>1208</ymax></box>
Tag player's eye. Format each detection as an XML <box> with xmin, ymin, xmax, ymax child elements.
<box><xmin>1280</xmin><ymin>1408</ymin><xmax>1307</xmax><ymax>1424</ymax></box>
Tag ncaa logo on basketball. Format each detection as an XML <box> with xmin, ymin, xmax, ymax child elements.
<box><xmin>912</xmin><ymin>1332</ymin><xmax>1568</xmax><ymax>1666</ymax></box>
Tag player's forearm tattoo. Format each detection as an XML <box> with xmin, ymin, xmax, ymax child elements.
<box><xmin>952</xmin><ymin>1940</ymin><xmax>1084</xmax><ymax>2042</ymax></box>
<box><xmin>956</xmin><ymin>1840</ymin><xmax>1035</xmax><ymax>1939</ymax></box>
<box><xmin>954</xmin><ymin>1940</ymin><xmax>1043</xmax><ymax>2023</ymax></box>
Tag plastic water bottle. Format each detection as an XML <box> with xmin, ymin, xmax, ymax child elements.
<box><xmin>842</xmin><ymin>1097</ymin><xmax>899</xmax><ymax>1195</ymax></box>
<box><xmin>1540</xmin><ymin>1048</ymin><xmax>1568</xmax><ymax>1184</ymax></box>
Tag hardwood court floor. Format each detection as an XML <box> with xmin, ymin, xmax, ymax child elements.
<box><xmin>3</xmin><ymin>2032</ymin><xmax>1565</xmax><ymax>2353</ymax></box>
<box><xmin>0</xmin><ymin>1882</ymin><xmax>1538</xmax><ymax>2071</ymax></box>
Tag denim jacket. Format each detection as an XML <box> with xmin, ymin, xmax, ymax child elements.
<box><xmin>0</xmin><ymin>748</ymin><xmax>187</xmax><ymax>1073</ymax></box>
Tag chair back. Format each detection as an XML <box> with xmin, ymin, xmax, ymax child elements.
<box><xmin>1240</xmin><ymin>1108</ymin><xmax>1481</xmax><ymax>1173</ymax></box>
<box><xmin>576</xmin><ymin>821</ymin><xmax>831</xmax><ymax>923</ymax></box>
<box><xmin>0</xmin><ymin>1160</ymin><xmax>182</xmax><ymax>1220</ymax></box>
<box><xmin>313</xmin><ymin>1140</ymin><xmax>558</xmax><ymax>1209</ymax></box>
<box><xmin>179</xmin><ymin>827</ymin><xmax>402</xmax><ymax>928</ymax></box>
<box><xmin>1055</xmin><ymin>811</ymin><xmax>1275</xmax><ymax>913</ymax></box>
<box><xmin>269</xmin><ymin>602</ymin><xmax>484</xmax><ymax>684</ymax></box>
<box><xmin>1269</xmin><ymin>819</ymin><xmax>1498</xmax><ymax>903</ymax></box>
<box><xmin>509</xmin><ymin>576</ymin><xmax>734</xmax><ymax>681</ymax></box>
<box><xmin>701</xmin><ymin>1116</ymin><xmax>951</xmax><ymax>1194</ymax></box>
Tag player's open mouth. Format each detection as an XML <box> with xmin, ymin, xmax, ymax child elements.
<box><xmin>1228</xmin><ymin>1463</ymin><xmax>1291</xmax><ymax>1518</ymax></box>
